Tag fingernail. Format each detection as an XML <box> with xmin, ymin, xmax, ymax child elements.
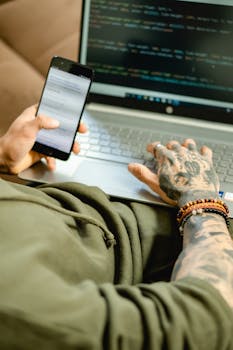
<box><xmin>51</xmin><ymin>119</ymin><xmax>60</xmax><ymax>127</ymax></box>
<box><xmin>128</xmin><ymin>163</ymin><xmax>136</xmax><ymax>171</ymax></box>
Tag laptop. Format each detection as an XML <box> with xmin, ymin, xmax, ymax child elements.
<box><xmin>19</xmin><ymin>0</ymin><xmax>233</xmax><ymax>216</ymax></box>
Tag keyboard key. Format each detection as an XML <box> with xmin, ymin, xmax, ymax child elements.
<box><xmin>89</xmin><ymin>145</ymin><xmax>100</xmax><ymax>152</ymax></box>
<box><xmin>216</xmin><ymin>168</ymin><xmax>227</xmax><ymax>174</ymax></box>
<box><xmin>224</xmin><ymin>176</ymin><xmax>233</xmax><ymax>183</ymax></box>
<box><xmin>227</xmin><ymin>169</ymin><xmax>233</xmax><ymax>176</ymax></box>
<box><xmin>81</xmin><ymin>143</ymin><xmax>90</xmax><ymax>150</ymax></box>
<box><xmin>100</xmin><ymin>146</ymin><xmax>111</xmax><ymax>154</ymax></box>
<box><xmin>112</xmin><ymin>149</ymin><xmax>122</xmax><ymax>155</ymax></box>
<box><xmin>218</xmin><ymin>161</ymin><xmax>229</xmax><ymax>168</ymax></box>
<box><xmin>89</xmin><ymin>139</ymin><xmax>99</xmax><ymax>145</ymax></box>
<box><xmin>99</xmin><ymin>140</ymin><xmax>109</xmax><ymax>146</ymax></box>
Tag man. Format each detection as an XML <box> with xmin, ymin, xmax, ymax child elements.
<box><xmin>0</xmin><ymin>105</ymin><xmax>232</xmax><ymax>349</ymax></box>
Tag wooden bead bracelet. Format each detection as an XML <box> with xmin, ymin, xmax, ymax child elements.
<box><xmin>177</xmin><ymin>198</ymin><xmax>230</xmax><ymax>234</ymax></box>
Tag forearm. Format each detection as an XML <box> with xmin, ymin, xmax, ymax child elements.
<box><xmin>171</xmin><ymin>213</ymin><xmax>233</xmax><ymax>309</ymax></box>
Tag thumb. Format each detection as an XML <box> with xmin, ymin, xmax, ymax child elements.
<box><xmin>128</xmin><ymin>163</ymin><xmax>177</xmax><ymax>206</ymax></box>
<box><xmin>128</xmin><ymin>162</ymin><xmax>161</xmax><ymax>192</ymax></box>
<box><xmin>33</xmin><ymin>114</ymin><xmax>60</xmax><ymax>131</ymax></box>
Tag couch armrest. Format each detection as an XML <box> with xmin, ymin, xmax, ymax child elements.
<box><xmin>0</xmin><ymin>39</ymin><xmax>44</xmax><ymax>134</ymax></box>
<box><xmin>0</xmin><ymin>0</ymin><xmax>82</xmax><ymax>76</ymax></box>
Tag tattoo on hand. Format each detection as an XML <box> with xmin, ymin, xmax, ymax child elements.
<box><xmin>157</xmin><ymin>148</ymin><xmax>219</xmax><ymax>203</ymax></box>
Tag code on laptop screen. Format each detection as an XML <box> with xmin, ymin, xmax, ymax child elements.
<box><xmin>80</xmin><ymin>0</ymin><xmax>233</xmax><ymax>121</ymax></box>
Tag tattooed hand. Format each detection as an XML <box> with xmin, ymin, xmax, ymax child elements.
<box><xmin>129</xmin><ymin>138</ymin><xmax>233</xmax><ymax>312</ymax></box>
<box><xmin>128</xmin><ymin>138</ymin><xmax>220</xmax><ymax>207</ymax></box>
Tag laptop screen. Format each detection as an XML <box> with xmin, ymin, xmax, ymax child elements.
<box><xmin>79</xmin><ymin>0</ymin><xmax>233</xmax><ymax>124</ymax></box>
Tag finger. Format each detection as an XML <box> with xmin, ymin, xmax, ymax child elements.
<box><xmin>147</xmin><ymin>142</ymin><xmax>168</xmax><ymax>160</ymax></box>
<box><xmin>150</xmin><ymin>143</ymin><xmax>174</xmax><ymax>164</ymax></box>
<box><xmin>72</xmin><ymin>141</ymin><xmax>80</xmax><ymax>154</ymax></box>
<box><xmin>22</xmin><ymin>105</ymin><xmax>37</xmax><ymax>117</ymax></box>
<box><xmin>45</xmin><ymin>156</ymin><xmax>56</xmax><ymax>171</ymax></box>
<box><xmin>7</xmin><ymin>151</ymin><xmax>43</xmax><ymax>175</ymax></box>
<box><xmin>128</xmin><ymin>163</ymin><xmax>157</xmax><ymax>183</ymax></box>
<box><xmin>35</xmin><ymin>115</ymin><xmax>60</xmax><ymax>130</ymax></box>
<box><xmin>166</xmin><ymin>140</ymin><xmax>182</xmax><ymax>151</ymax></box>
<box><xmin>128</xmin><ymin>163</ymin><xmax>162</xmax><ymax>195</ymax></box>
<box><xmin>182</xmin><ymin>138</ymin><xmax>197</xmax><ymax>151</ymax></box>
<box><xmin>78</xmin><ymin>122</ymin><xmax>88</xmax><ymax>134</ymax></box>
<box><xmin>147</xmin><ymin>141</ymin><xmax>161</xmax><ymax>153</ymax></box>
<box><xmin>200</xmin><ymin>145</ymin><xmax>213</xmax><ymax>162</ymax></box>
<box><xmin>17</xmin><ymin>105</ymin><xmax>37</xmax><ymax>123</ymax></box>
<box><xmin>128</xmin><ymin>163</ymin><xmax>177</xmax><ymax>205</ymax></box>
<box><xmin>153</xmin><ymin>143</ymin><xmax>165</xmax><ymax>159</ymax></box>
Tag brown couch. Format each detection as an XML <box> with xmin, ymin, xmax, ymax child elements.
<box><xmin>0</xmin><ymin>0</ymin><xmax>82</xmax><ymax>136</ymax></box>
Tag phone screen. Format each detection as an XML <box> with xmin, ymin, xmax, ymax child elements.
<box><xmin>34</xmin><ymin>58</ymin><xmax>93</xmax><ymax>160</ymax></box>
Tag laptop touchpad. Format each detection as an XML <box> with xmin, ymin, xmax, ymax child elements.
<box><xmin>72</xmin><ymin>158</ymin><xmax>165</xmax><ymax>204</ymax></box>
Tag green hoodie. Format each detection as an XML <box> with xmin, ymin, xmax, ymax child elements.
<box><xmin>0</xmin><ymin>179</ymin><xmax>232</xmax><ymax>349</ymax></box>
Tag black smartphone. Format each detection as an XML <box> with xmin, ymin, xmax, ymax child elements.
<box><xmin>32</xmin><ymin>56</ymin><xmax>93</xmax><ymax>160</ymax></box>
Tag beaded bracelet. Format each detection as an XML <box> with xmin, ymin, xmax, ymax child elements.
<box><xmin>177</xmin><ymin>198</ymin><xmax>229</xmax><ymax>220</ymax></box>
<box><xmin>177</xmin><ymin>201</ymin><xmax>229</xmax><ymax>225</ymax></box>
<box><xmin>177</xmin><ymin>198</ymin><xmax>230</xmax><ymax>235</ymax></box>
<box><xmin>178</xmin><ymin>208</ymin><xmax>230</xmax><ymax>234</ymax></box>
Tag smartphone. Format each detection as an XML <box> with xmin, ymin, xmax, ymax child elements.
<box><xmin>32</xmin><ymin>56</ymin><xmax>93</xmax><ymax>160</ymax></box>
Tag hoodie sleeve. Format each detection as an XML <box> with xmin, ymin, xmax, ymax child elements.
<box><xmin>0</xmin><ymin>278</ymin><xmax>232</xmax><ymax>350</ymax></box>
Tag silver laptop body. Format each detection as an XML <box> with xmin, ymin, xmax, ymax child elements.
<box><xmin>20</xmin><ymin>0</ymin><xmax>233</xmax><ymax>216</ymax></box>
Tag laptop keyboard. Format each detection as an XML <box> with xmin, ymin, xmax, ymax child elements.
<box><xmin>78</xmin><ymin>120</ymin><xmax>233</xmax><ymax>184</ymax></box>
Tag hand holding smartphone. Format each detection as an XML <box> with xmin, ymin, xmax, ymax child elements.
<box><xmin>32</xmin><ymin>56</ymin><xmax>93</xmax><ymax>160</ymax></box>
